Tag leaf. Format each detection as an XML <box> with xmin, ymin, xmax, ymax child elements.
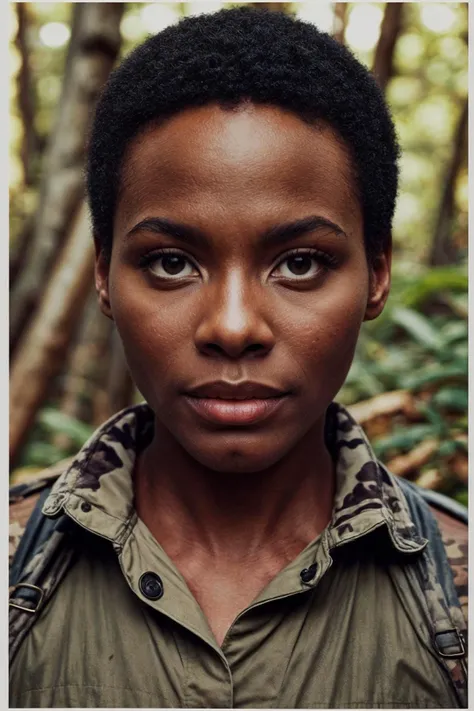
<box><xmin>391</xmin><ymin>306</ymin><xmax>442</xmax><ymax>352</ymax></box>
<box><xmin>37</xmin><ymin>408</ymin><xmax>94</xmax><ymax>447</ymax></box>
<box><xmin>432</xmin><ymin>387</ymin><xmax>468</xmax><ymax>412</ymax></box>
<box><xmin>416</xmin><ymin>402</ymin><xmax>449</xmax><ymax>436</ymax></box>
<box><xmin>437</xmin><ymin>440</ymin><xmax>459</xmax><ymax>458</ymax></box>
<box><xmin>401</xmin><ymin>364</ymin><xmax>467</xmax><ymax>390</ymax></box>
<box><xmin>373</xmin><ymin>424</ymin><xmax>436</xmax><ymax>457</ymax></box>
<box><xmin>439</xmin><ymin>320</ymin><xmax>468</xmax><ymax>345</ymax></box>
<box><xmin>19</xmin><ymin>441</ymin><xmax>65</xmax><ymax>468</ymax></box>
<box><xmin>344</xmin><ymin>361</ymin><xmax>385</xmax><ymax>397</ymax></box>
<box><xmin>400</xmin><ymin>266</ymin><xmax>468</xmax><ymax>309</ymax></box>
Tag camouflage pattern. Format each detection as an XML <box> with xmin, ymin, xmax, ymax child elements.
<box><xmin>432</xmin><ymin>507</ymin><xmax>469</xmax><ymax>627</ymax></box>
<box><xmin>9</xmin><ymin>402</ymin><xmax>468</xmax><ymax>706</ymax></box>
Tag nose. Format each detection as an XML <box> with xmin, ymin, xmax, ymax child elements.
<box><xmin>194</xmin><ymin>271</ymin><xmax>275</xmax><ymax>359</ymax></box>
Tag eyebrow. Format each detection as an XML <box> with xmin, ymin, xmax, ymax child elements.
<box><xmin>126</xmin><ymin>214</ymin><xmax>346</xmax><ymax>248</ymax></box>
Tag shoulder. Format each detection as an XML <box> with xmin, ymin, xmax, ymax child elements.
<box><xmin>396</xmin><ymin>476</ymin><xmax>468</xmax><ymax>624</ymax></box>
<box><xmin>9</xmin><ymin>457</ymin><xmax>74</xmax><ymax>568</ymax></box>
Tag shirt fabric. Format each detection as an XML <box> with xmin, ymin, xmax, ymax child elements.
<box><xmin>9</xmin><ymin>402</ymin><xmax>460</xmax><ymax>708</ymax></box>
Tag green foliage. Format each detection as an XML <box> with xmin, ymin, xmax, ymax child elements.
<box><xmin>340</xmin><ymin>267</ymin><xmax>467</xmax><ymax>397</ymax></box>
<box><xmin>17</xmin><ymin>409</ymin><xmax>94</xmax><ymax>470</ymax></box>
<box><xmin>37</xmin><ymin>408</ymin><xmax>94</xmax><ymax>445</ymax></box>
<box><xmin>338</xmin><ymin>263</ymin><xmax>467</xmax><ymax>498</ymax></box>
<box><xmin>372</xmin><ymin>425</ymin><xmax>436</xmax><ymax>459</ymax></box>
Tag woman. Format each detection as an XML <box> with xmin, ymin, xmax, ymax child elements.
<box><xmin>9</xmin><ymin>7</ymin><xmax>467</xmax><ymax>707</ymax></box>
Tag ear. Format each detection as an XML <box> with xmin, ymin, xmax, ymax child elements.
<box><xmin>94</xmin><ymin>240</ymin><xmax>113</xmax><ymax>320</ymax></box>
<box><xmin>364</xmin><ymin>239</ymin><xmax>392</xmax><ymax>322</ymax></box>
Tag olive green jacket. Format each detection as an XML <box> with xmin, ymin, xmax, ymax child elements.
<box><xmin>9</xmin><ymin>403</ymin><xmax>468</xmax><ymax>707</ymax></box>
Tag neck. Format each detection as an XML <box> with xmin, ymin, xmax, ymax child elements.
<box><xmin>134</xmin><ymin>418</ymin><xmax>335</xmax><ymax>565</ymax></box>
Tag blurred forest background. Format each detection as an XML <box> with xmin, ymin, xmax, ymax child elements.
<box><xmin>9</xmin><ymin>2</ymin><xmax>468</xmax><ymax>505</ymax></box>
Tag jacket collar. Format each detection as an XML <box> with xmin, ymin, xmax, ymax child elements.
<box><xmin>42</xmin><ymin>402</ymin><xmax>426</xmax><ymax>554</ymax></box>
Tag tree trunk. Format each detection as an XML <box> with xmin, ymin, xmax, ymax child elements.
<box><xmin>10</xmin><ymin>3</ymin><xmax>124</xmax><ymax>354</ymax></box>
<box><xmin>52</xmin><ymin>286</ymin><xmax>113</xmax><ymax>450</ymax></box>
<box><xmin>429</xmin><ymin>99</ymin><xmax>468</xmax><ymax>266</ymax></box>
<box><xmin>372</xmin><ymin>3</ymin><xmax>404</xmax><ymax>92</ymax></box>
<box><xmin>9</xmin><ymin>202</ymin><xmax>95</xmax><ymax>462</ymax></box>
<box><xmin>15</xmin><ymin>3</ymin><xmax>39</xmax><ymax>187</ymax></box>
<box><xmin>333</xmin><ymin>3</ymin><xmax>348</xmax><ymax>44</ymax></box>
<box><xmin>9</xmin><ymin>213</ymin><xmax>35</xmax><ymax>292</ymax></box>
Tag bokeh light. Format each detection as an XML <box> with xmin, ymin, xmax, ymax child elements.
<box><xmin>413</xmin><ymin>97</ymin><xmax>455</xmax><ymax>143</ymax></box>
<box><xmin>346</xmin><ymin>4</ymin><xmax>384</xmax><ymax>52</ymax></box>
<box><xmin>39</xmin><ymin>22</ymin><xmax>70</xmax><ymax>48</ymax></box>
<box><xmin>420</xmin><ymin>4</ymin><xmax>457</xmax><ymax>33</ymax></box>
<box><xmin>395</xmin><ymin>33</ymin><xmax>425</xmax><ymax>68</ymax></box>
<box><xmin>121</xmin><ymin>13</ymin><xmax>145</xmax><ymax>42</ymax></box>
<box><xmin>186</xmin><ymin>2</ymin><xmax>224</xmax><ymax>16</ymax></box>
<box><xmin>140</xmin><ymin>3</ymin><xmax>180</xmax><ymax>33</ymax></box>
<box><xmin>295</xmin><ymin>2</ymin><xmax>334</xmax><ymax>33</ymax></box>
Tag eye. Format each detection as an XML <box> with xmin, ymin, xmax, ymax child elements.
<box><xmin>140</xmin><ymin>250</ymin><xmax>199</xmax><ymax>280</ymax></box>
<box><xmin>272</xmin><ymin>250</ymin><xmax>326</xmax><ymax>280</ymax></box>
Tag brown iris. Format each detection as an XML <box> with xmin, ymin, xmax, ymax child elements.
<box><xmin>287</xmin><ymin>255</ymin><xmax>313</xmax><ymax>275</ymax></box>
<box><xmin>162</xmin><ymin>255</ymin><xmax>187</xmax><ymax>275</ymax></box>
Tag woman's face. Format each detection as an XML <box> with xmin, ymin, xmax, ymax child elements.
<box><xmin>97</xmin><ymin>104</ymin><xmax>390</xmax><ymax>473</ymax></box>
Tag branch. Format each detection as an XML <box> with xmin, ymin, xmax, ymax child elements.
<box><xmin>10</xmin><ymin>3</ymin><xmax>125</xmax><ymax>355</ymax></box>
<box><xmin>372</xmin><ymin>3</ymin><xmax>404</xmax><ymax>92</ymax></box>
<box><xmin>429</xmin><ymin>99</ymin><xmax>468</xmax><ymax>266</ymax></box>
<box><xmin>332</xmin><ymin>3</ymin><xmax>348</xmax><ymax>44</ymax></box>
<box><xmin>14</xmin><ymin>3</ymin><xmax>39</xmax><ymax>186</ymax></box>
<box><xmin>52</xmin><ymin>286</ymin><xmax>113</xmax><ymax>450</ymax></box>
<box><xmin>386</xmin><ymin>439</ymin><xmax>438</xmax><ymax>477</ymax></box>
<box><xmin>9</xmin><ymin>202</ymin><xmax>95</xmax><ymax>462</ymax></box>
<box><xmin>347</xmin><ymin>389</ymin><xmax>418</xmax><ymax>425</ymax></box>
<box><xmin>9</xmin><ymin>212</ymin><xmax>35</xmax><ymax>291</ymax></box>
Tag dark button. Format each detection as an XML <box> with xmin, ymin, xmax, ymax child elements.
<box><xmin>139</xmin><ymin>572</ymin><xmax>164</xmax><ymax>600</ymax></box>
<box><xmin>300</xmin><ymin>563</ymin><xmax>318</xmax><ymax>583</ymax></box>
<box><xmin>81</xmin><ymin>501</ymin><xmax>92</xmax><ymax>512</ymax></box>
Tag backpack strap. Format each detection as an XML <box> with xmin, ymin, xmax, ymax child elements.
<box><xmin>429</xmin><ymin>505</ymin><xmax>468</xmax><ymax>630</ymax></box>
<box><xmin>397</xmin><ymin>476</ymin><xmax>468</xmax><ymax>629</ymax></box>
<box><xmin>9</xmin><ymin>457</ymin><xmax>74</xmax><ymax>573</ymax></box>
<box><xmin>10</xmin><ymin>486</ymin><xmax>57</xmax><ymax>588</ymax></box>
<box><xmin>395</xmin><ymin>476</ymin><xmax>467</xmax><ymax>706</ymax></box>
<box><xmin>9</xmin><ymin>461</ymin><xmax>78</xmax><ymax>663</ymax></box>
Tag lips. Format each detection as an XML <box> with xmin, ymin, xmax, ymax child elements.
<box><xmin>186</xmin><ymin>380</ymin><xmax>288</xmax><ymax>400</ymax></box>
<box><xmin>184</xmin><ymin>381</ymin><xmax>290</xmax><ymax>425</ymax></box>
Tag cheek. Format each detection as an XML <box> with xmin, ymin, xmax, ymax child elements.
<box><xmin>107</xmin><ymin>269</ymin><xmax>195</xmax><ymax>382</ymax></box>
<box><xmin>284</xmin><ymin>277</ymin><xmax>367</xmax><ymax>384</ymax></box>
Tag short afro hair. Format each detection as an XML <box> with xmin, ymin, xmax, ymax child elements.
<box><xmin>87</xmin><ymin>6</ymin><xmax>399</xmax><ymax>264</ymax></box>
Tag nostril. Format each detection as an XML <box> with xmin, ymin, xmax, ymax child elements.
<box><xmin>199</xmin><ymin>342</ymin><xmax>268</xmax><ymax>358</ymax></box>
<box><xmin>202</xmin><ymin>343</ymin><xmax>225</xmax><ymax>357</ymax></box>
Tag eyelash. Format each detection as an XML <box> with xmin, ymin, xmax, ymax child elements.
<box><xmin>138</xmin><ymin>248</ymin><xmax>199</xmax><ymax>272</ymax></box>
<box><xmin>275</xmin><ymin>247</ymin><xmax>338</xmax><ymax>272</ymax></box>
<box><xmin>138</xmin><ymin>247</ymin><xmax>338</xmax><ymax>279</ymax></box>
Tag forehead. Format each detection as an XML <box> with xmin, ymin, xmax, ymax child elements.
<box><xmin>116</xmin><ymin>104</ymin><xmax>361</xmax><ymax>235</ymax></box>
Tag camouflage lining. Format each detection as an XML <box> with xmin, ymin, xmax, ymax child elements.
<box><xmin>40</xmin><ymin>402</ymin><xmax>427</xmax><ymax>555</ymax></box>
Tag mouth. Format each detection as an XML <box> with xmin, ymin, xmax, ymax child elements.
<box><xmin>184</xmin><ymin>381</ymin><xmax>291</xmax><ymax>426</ymax></box>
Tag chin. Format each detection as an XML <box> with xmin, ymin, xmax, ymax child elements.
<box><xmin>180</xmin><ymin>430</ymin><xmax>300</xmax><ymax>475</ymax></box>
